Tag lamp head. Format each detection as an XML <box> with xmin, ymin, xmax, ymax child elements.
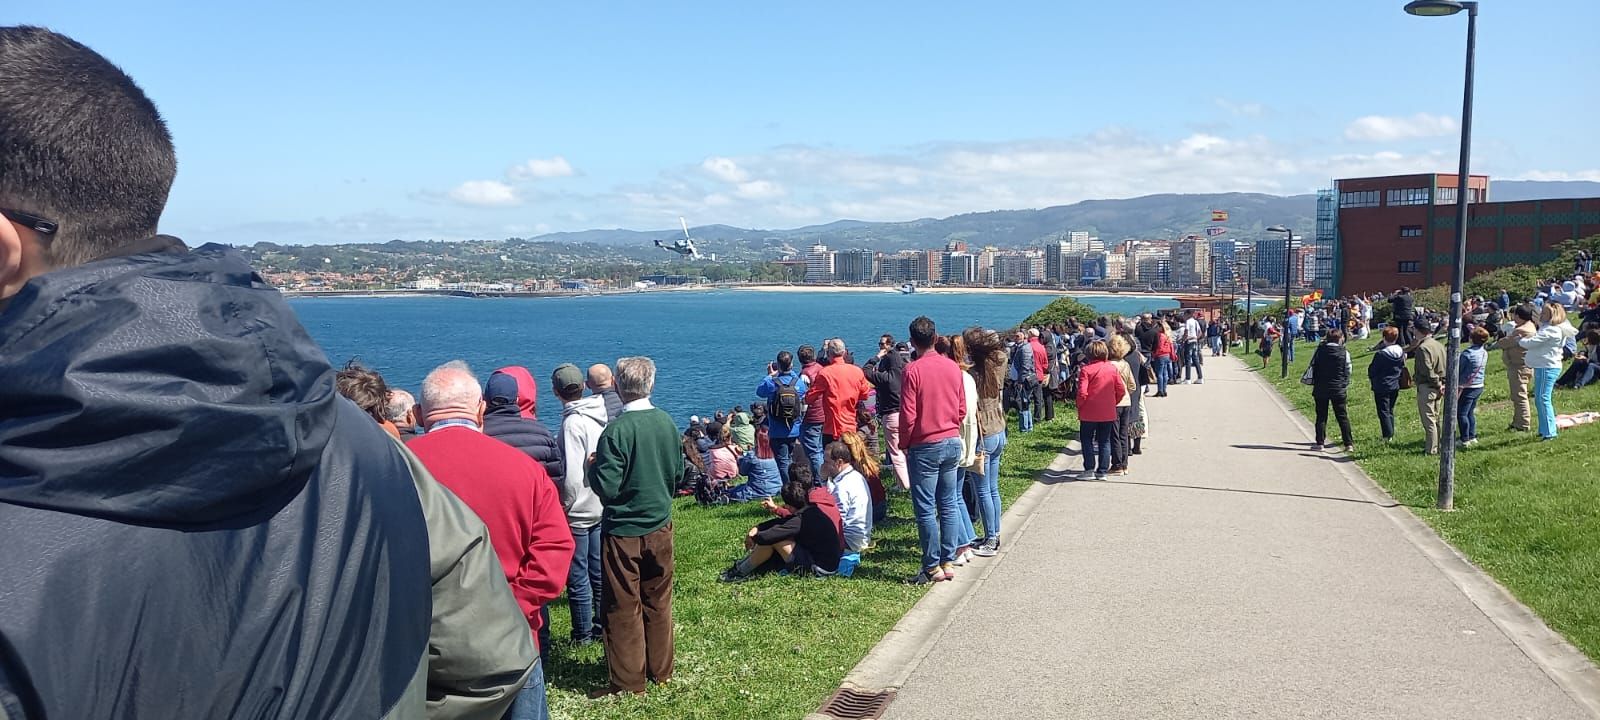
<box><xmin>1404</xmin><ymin>0</ymin><xmax>1466</xmax><ymax>16</ymax></box>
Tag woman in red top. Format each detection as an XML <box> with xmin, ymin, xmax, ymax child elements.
<box><xmin>1152</xmin><ymin>325</ymin><xmax>1178</xmax><ymax>397</ymax></box>
<box><xmin>1075</xmin><ymin>340</ymin><xmax>1126</xmax><ymax>481</ymax></box>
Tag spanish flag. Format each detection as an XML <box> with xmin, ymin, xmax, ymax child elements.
<box><xmin>1211</xmin><ymin>210</ymin><xmax>1229</xmax><ymax>222</ymax></box>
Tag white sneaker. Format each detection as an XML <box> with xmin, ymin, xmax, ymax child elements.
<box><xmin>1079</xmin><ymin>470</ymin><xmax>1097</xmax><ymax>480</ymax></box>
<box><xmin>1193</xmin><ymin>379</ymin><xmax>1203</xmax><ymax>385</ymax></box>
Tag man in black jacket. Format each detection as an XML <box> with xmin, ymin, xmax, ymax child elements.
<box><xmin>484</xmin><ymin>367</ymin><xmax>565</xmax><ymax>481</ymax></box>
<box><xmin>0</xmin><ymin>26</ymin><xmax>531</xmax><ymax>719</ymax></box>
<box><xmin>1308</xmin><ymin>329</ymin><xmax>1355</xmax><ymax>452</ymax></box>
<box><xmin>1389</xmin><ymin>288</ymin><xmax>1415</xmax><ymax>346</ymax></box>
<box><xmin>864</xmin><ymin>334</ymin><xmax>909</xmax><ymax>489</ymax></box>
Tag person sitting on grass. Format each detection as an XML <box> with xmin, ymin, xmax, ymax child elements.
<box><xmin>1556</xmin><ymin>329</ymin><xmax>1600</xmax><ymax>390</ymax></box>
<box><xmin>841</xmin><ymin>431</ymin><xmax>888</xmax><ymax>524</ymax></box>
<box><xmin>725</xmin><ymin>447</ymin><xmax>782</xmax><ymax>503</ymax></box>
<box><xmin>719</xmin><ymin>465</ymin><xmax>843</xmax><ymax>582</ymax></box>
<box><xmin>822</xmin><ymin>440</ymin><xmax>873</xmax><ymax>577</ymax></box>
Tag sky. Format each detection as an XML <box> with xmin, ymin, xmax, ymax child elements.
<box><xmin>11</xmin><ymin>0</ymin><xmax>1598</xmax><ymax>245</ymax></box>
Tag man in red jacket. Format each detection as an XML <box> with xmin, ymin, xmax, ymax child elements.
<box><xmin>410</xmin><ymin>360</ymin><xmax>575</xmax><ymax>720</ymax></box>
<box><xmin>805</xmin><ymin>338</ymin><xmax>874</xmax><ymax>445</ymax></box>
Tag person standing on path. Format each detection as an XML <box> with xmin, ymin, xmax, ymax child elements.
<box><xmin>1107</xmin><ymin>335</ymin><xmax>1139</xmax><ymax>475</ymax></box>
<box><xmin>963</xmin><ymin>327</ymin><xmax>1009</xmax><ymax>558</ymax></box>
<box><xmin>1457</xmin><ymin>327</ymin><xmax>1490</xmax><ymax>447</ymax></box>
<box><xmin>588</xmin><ymin>357</ymin><xmax>680</xmax><ymax>697</ymax></box>
<box><xmin>1495</xmin><ymin>305</ymin><xmax>1538</xmax><ymax>432</ymax></box>
<box><xmin>1008</xmin><ymin>330</ymin><xmax>1038</xmax><ymax>431</ymax></box>
<box><xmin>899</xmin><ymin>316</ymin><xmax>968</xmax><ymax>584</ymax></box>
<box><xmin>410</xmin><ymin>362</ymin><xmax>576</xmax><ymax>720</ymax></box>
<box><xmin>1284</xmin><ymin>310</ymin><xmax>1302</xmax><ymax>363</ymax></box>
<box><xmin>1076</xmin><ymin>340</ymin><xmax>1126</xmax><ymax>481</ymax></box>
<box><xmin>1309</xmin><ymin>329</ymin><xmax>1355</xmax><ymax>452</ymax></box>
<box><xmin>1367</xmin><ymin>326</ymin><xmax>1406</xmax><ymax>443</ymax></box>
<box><xmin>1152</xmin><ymin>324</ymin><xmax>1176</xmax><ymax>396</ymax></box>
<box><xmin>1517</xmin><ymin>304</ymin><xmax>1579</xmax><ymax>440</ymax></box>
<box><xmin>1409</xmin><ymin>319</ymin><xmax>1447</xmax><ymax>455</ymax></box>
<box><xmin>1028</xmin><ymin>329</ymin><xmax>1053</xmax><ymax>421</ymax></box>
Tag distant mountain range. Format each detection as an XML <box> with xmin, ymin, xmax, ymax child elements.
<box><xmin>514</xmin><ymin>180</ymin><xmax>1600</xmax><ymax>258</ymax></box>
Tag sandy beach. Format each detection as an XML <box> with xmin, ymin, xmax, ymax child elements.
<box><xmin>728</xmin><ymin>284</ymin><xmax>1172</xmax><ymax>300</ymax></box>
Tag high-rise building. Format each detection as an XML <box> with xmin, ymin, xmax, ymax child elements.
<box><xmin>1252</xmin><ymin>238</ymin><xmax>1303</xmax><ymax>286</ymax></box>
<box><xmin>1042</xmin><ymin>242</ymin><xmax>1067</xmax><ymax>284</ymax></box>
<box><xmin>833</xmin><ymin>248</ymin><xmax>875</xmax><ymax>283</ymax></box>
<box><xmin>1079</xmin><ymin>251</ymin><xmax>1106</xmax><ymax>284</ymax></box>
<box><xmin>1126</xmin><ymin>244</ymin><xmax>1170</xmax><ymax>285</ymax></box>
<box><xmin>1170</xmin><ymin>236</ymin><xmax>1212</xmax><ymax>288</ymax></box>
<box><xmin>943</xmin><ymin>252</ymin><xmax>978</xmax><ymax>284</ymax></box>
<box><xmin>878</xmin><ymin>252</ymin><xmax>928</xmax><ymax>283</ymax></box>
<box><xmin>924</xmin><ymin>250</ymin><xmax>944</xmax><ymax>284</ymax></box>
<box><xmin>1060</xmin><ymin>252</ymin><xmax>1085</xmax><ymax>286</ymax></box>
<box><xmin>976</xmin><ymin>247</ymin><xmax>998</xmax><ymax>285</ymax></box>
<box><xmin>1104</xmin><ymin>254</ymin><xmax>1126</xmax><ymax>283</ymax></box>
<box><xmin>805</xmin><ymin>244</ymin><xmax>834</xmax><ymax>283</ymax></box>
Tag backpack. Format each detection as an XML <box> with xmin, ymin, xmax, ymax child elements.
<box><xmin>694</xmin><ymin>472</ymin><xmax>729</xmax><ymax>506</ymax></box>
<box><xmin>769</xmin><ymin>374</ymin><xmax>805</xmax><ymax>426</ymax></box>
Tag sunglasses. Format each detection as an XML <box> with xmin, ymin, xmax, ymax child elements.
<box><xmin>0</xmin><ymin>207</ymin><xmax>59</xmax><ymax>238</ymax></box>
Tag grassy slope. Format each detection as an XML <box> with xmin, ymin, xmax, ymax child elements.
<box><xmin>545</xmin><ymin>416</ymin><xmax>1076</xmax><ymax>720</ymax></box>
<box><xmin>1232</xmin><ymin>338</ymin><xmax>1600</xmax><ymax>663</ymax></box>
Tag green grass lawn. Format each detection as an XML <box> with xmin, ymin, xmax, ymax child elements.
<box><xmin>545</xmin><ymin>415</ymin><xmax>1076</xmax><ymax>720</ymax></box>
<box><xmin>1232</xmin><ymin>336</ymin><xmax>1600</xmax><ymax>663</ymax></box>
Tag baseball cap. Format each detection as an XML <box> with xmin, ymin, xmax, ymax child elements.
<box><xmin>551</xmin><ymin>363</ymin><xmax>585</xmax><ymax>396</ymax></box>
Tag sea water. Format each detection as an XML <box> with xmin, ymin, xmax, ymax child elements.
<box><xmin>289</xmin><ymin>290</ymin><xmax>1174</xmax><ymax>427</ymax></box>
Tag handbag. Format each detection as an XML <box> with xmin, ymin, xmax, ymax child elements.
<box><xmin>1299</xmin><ymin>363</ymin><xmax>1316</xmax><ymax>386</ymax></box>
<box><xmin>1141</xmin><ymin>362</ymin><xmax>1157</xmax><ymax>386</ymax></box>
<box><xmin>1399</xmin><ymin>365</ymin><xmax>1414</xmax><ymax>390</ymax></box>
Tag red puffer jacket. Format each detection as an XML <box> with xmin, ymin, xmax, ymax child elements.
<box><xmin>1076</xmin><ymin>359</ymin><xmax>1127</xmax><ymax>423</ymax></box>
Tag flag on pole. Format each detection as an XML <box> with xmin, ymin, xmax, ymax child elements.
<box><xmin>1205</xmin><ymin>226</ymin><xmax>1228</xmax><ymax>236</ymax></box>
<box><xmin>1211</xmin><ymin>210</ymin><xmax>1229</xmax><ymax>222</ymax></box>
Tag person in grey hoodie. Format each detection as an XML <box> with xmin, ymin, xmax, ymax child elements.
<box><xmin>552</xmin><ymin>364</ymin><xmax>609</xmax><ymax>645</ymax></box>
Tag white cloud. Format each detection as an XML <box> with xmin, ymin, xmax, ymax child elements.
<box><xmin>701</xmin><ymin>156</ymin><xmax>750</xmax><ymax>183</ymax></box>
<box><xmin>735</xmin><ymin>180</ymin><xmax>786</xmax><ymax>199</ymax></box>
<box><xmin>1214</xmin><ymin>98</ymin><xmax>1265</xmax><ymax>118</ymax></box>
<box><xmin>447</xmin><ymin>180</ymin><xmax>521</xmax><ymax>207</ymax></box>
<box><xmin>1510</xmin><ymin>170</ymin><xmax>1600</xmax><ymax>182</ymax></box>
<box><xmin>508</xmin><ymin>156</ymin><xmax>576</xmax><ymax>180</ymax></box>
<box><xmin>1344</xmin><ymin>113</ymin><xmax>1458</xmax><ymax>142</ymax></box>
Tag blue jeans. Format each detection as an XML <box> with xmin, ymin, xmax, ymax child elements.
<box><xmin>1285</xmin><ymin>338</ymin><xmax>1296</xmax><ymax>362</ymax></box>
<box><xmin>1185</xmin><ymin>343</ymin><xmax>1204</xmax><ymax>381</ymax></box>
<box><xmin>1208</xmin><ymin>336</ymin><xmax>1223</xmax><ymax>356</ymax></box>
<box><xmin>1533</xmin><ymin>367</ymin><xmax>1559</xmax><ymax>438</ymax></box>
<box><xmin>907</xmin><ymin>437</ymin><xmax>964</xmax><ymax>570</ymax></box>
<box><xmin>1155</xmin><ymin>356</ymin><xmax>1171</xmax><ymax>394</ymax></box>
<box><xmin>800</xmin><ymin>422</ymin><xmax>825</xmax><ymax>480</ymax></box>
<box><xmin>1079</xmin><ymin>421</ymin><xmax>1114</xmax><ymax>474</ymax></box>
<box><xmin>974</xmin><ymin>431</ymin><xmax>1006</xmax><ymax>541</ymax></box>
<box><xmin>503</xmin><ymin>659</ymin><xmax>547</xmax><ymax>720</ymax></box>
<box><xmin>567</xmin><ymin>525</ymin><xmax>603</xmax><ymax>643</ymax></box>
<box><xmin>770</xmin><ymin>435</ymin><xmax>798</xmax><ymax>484</ymax></box>
<box><xmin>1457</xmin><ymin>387</ymin><xmax>1483</xmax><ymax>441</ymax></box>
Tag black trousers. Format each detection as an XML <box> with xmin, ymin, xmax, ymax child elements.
<box><xmin>1039</xmin><ymin>383</ymin><xmax>1055</xmax><ymax>421</ymax></box>
<box><xmin>1314</xmin><ymin>393</ymin><xmax>1353</xmax><ymax>447</ymax></box>
<box><xmin>1373</xmin><ymin>390</ymin><xmax>1397</xmax><ymax>439</ymax></box>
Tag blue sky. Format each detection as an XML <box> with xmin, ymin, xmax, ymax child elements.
<box><xmin>11</xmin><ymin>0</ymin><xmax>1598</xmax><ymax>244</ymax></box>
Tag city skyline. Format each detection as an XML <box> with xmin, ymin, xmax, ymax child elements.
<box><xmin>11</xmin><ymin>1</ymin><xmax>1597</xmax><ymax>246</ymax></box>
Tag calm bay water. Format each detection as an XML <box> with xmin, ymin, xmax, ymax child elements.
<box><xmin>289</xmin><ymin>290</ymin><xmax>1174</xmax><ymax>427</ymax></box>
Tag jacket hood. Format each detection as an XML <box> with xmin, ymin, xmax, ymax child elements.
<box><xmin>1380</xmin><ymin>344</ymin><xmax>1406</xmax><ymax>359</ymax></box>
<box><xmin>488</xmin><ymin>366</ymin><xmax>538</xmax><ymax>418</ymax></box>
<box><xmin>0</xmin><ymin>242</ymin><xmax>336</xmax><ymax>525</ymax></box>
<box><xmin>1563</xmin><ymin>281</ymin><xmax>1577</xmax><ymax>293</ymax></box>
<box><xmin>563</xmin><ymin>393</ymin><xmax>609</xmax><ymax>424</ymax></box>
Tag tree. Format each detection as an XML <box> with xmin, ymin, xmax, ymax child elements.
<box><xmin>1022</xmin><ymin>297</ymin><xmax>1102</xmax><ymax>328</ymax></box>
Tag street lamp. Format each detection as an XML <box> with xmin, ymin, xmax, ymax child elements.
<box><xmin>1236</xmin><ymin>260</ymin><xmax>1253</xmax><ymax>342</ymax></box>
<box><xmin>1268</xmin><ymin>225</ymin><xmax>1294</xmax><ymax>378</ymax></box>
<box><xmin>1406</xmin><ymin>0</ymin><xmax>1476</xmax><ymax>511</ymax></box>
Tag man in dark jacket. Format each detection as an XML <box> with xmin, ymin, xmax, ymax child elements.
<box><xmin>863</xmin><ymin>335</ymin><xmax>909</xmax><ymax>489</ymax></box>
<box><xmin>1389</xmin><ymin>288</ymin><xmax>1415</xmax><ymax>345</ymax></box>
<box><xmin>0</xmin><ymin>26</ymin><xmax>531</xmax><ymax>719</ymax></box>
<box><xmin>1308</xmin><ymin>329</ymin><xmax>1355</xmax><ymax>451</ymax></box>
<box><xmin>484</xmin><ymin>367</ymin><xmax>565</xmax><ymax>481</ymax></box>
<box><xmin>587</xmin><ymin>363</ymin><xmax>626</xmax><ymax>421</ymax></box>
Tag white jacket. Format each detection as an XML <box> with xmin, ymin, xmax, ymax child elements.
<box><xmin>558</xmin><ymin>394</ymin><xmax>609</xmax><ymax>528</ymax></box>
<box><xmin>957</xmin><ymin>371</ymin><xmax>979</xmax><ymax>467</ymax></box>
<box><xmin>828</xmin><ymin>467</ymin><xmax>873</xmax><ymax>553</ymax></box>
<box><xmin>1518</xmin><ymin>321</ymin><xmax>1578</xmax><ymax>370</ymax></box>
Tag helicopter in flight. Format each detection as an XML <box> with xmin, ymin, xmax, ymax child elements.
<box><xmin>654</xmin><ymin>217</ymin><xmax>703</xmax><ymax>260</ymax></box>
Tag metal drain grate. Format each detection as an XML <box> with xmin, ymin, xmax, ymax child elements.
<box><xmin>818</xmin><ymin>687</ymin><xmax>896</xmax><ymax>720</ymax></box>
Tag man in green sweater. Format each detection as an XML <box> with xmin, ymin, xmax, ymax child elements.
<box><xmin>1409</xmin><ymin>318</ymin><xmax>1448</xmax><ymax>456</ymax></box>
<box><xmin>587</xmin><ymin>356</ymin><xmax>679</xmax><ymax>697</ymax></box>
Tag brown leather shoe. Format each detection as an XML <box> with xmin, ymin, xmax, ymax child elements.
<box><xmin>587</xmin><ymin>685</ymin><xmax>646</xmax><ymax>700</ymax></box>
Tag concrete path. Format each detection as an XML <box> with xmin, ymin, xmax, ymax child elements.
<box><xmin>875</xmin><ymin>355</ymin><xmax>1597</xmax><ymax>720</ymax></box>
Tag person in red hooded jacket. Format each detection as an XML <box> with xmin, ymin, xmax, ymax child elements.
<box><xmin>1152</xmin><ymin>323</ymin><xmax>1178</xmax><ymax>397</ymax></box>
<box><xmin>1076</xmin><ymin>340</ymin><xmax>1126</xmax><ymax>481</ymax></box>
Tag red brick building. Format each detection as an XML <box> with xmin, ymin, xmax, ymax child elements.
<box><xmin>1333</xmin><ymin>173</ymin><xmax>1600</xmax><ymax>295</ymax></box>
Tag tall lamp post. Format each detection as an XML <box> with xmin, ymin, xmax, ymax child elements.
<box><xmin>1406</xmin><ymin>0</ymin><xmax>1476</xmax><ymax>511</ymax></box>
<box><xmin>1268</xmin><ymin>226</ymin><xmax>1294</xmax><ymax>378</ymax></box>
<box><xmin>1236</xmin><ymin>260</ymin><xmax>1253</xmax><ymax>343</ymax></box>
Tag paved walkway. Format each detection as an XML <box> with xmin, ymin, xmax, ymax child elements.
<box><xmin>877</xmin><ymin>355</ymin><xmax>1596</xmax><ymax>720</ymax></box>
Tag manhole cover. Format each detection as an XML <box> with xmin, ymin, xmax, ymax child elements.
<box><xmin>818</xmin><ymin>687</ymin><xmax>896</xmax><ymax>720</ymax></box>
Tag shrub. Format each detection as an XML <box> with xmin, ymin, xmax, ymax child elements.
<box><xmin>1022</xmin><ymin>297</ymin><xmax>1102</xmax><ymax>328</ymax></box>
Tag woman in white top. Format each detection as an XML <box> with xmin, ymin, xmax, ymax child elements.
<box><xmin>937</xmin><ymin>333</ymin><xmax>982</xmax><ymax>566</ymax></box>
<box><xmin>1518</xmin><ymin>303</ymin><xmax>1578</xmax><ymax>439</ymax></box>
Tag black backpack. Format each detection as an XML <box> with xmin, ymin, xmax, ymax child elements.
<box><xmin>769</xmin><ymin>375</ymin><xmax>805</xmax><ymax>426</ymax></box>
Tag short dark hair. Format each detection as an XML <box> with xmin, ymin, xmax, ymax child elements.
<box><xmin>909</xmin><ymin>315</ymin><xmax>937</xmax><ymax>349</ymax></box>
<box><xmin>0</xmin><ymin>27</ymin><xmax>176</xmax><ymax>267</ymax></box>
<box><xmin>335</xmin><ymin>360</ymin><xmax>390</xmax><ymax>424</ymax></box>
<box><xmin>775</xmin><ymin>350</ymin><xmax>793</xmax><ymax>372</ymax></box>
<box><xmin>1325</xmin><ymin>328</ymin><xmax>1344</xmax><ymax>344</ymax></box>
<box><xmin>824</xmin><ymin>440</ymin><xmax>853</xmax><ymax>465</ymax></box>
<box><xmin>1514</xmin><ymin>304</ymin><xmax>1536</xmax><ymax>323</ymax></box>
<box><xmin>797</xmin><ymin>345</ymin><xmax>816</xmax><ymax>365</ymax></box>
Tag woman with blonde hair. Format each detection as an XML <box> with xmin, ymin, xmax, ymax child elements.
<box><xmin>962</xmin><ymin>326</ymin><xmax>1009</xmax><ymax>557</ymax></box>
<box><xmin>935</xmin><ymin>333</ymin><xmax>981</xmax><ymax>566</ymax></box>
<box><xmin>1106</xmin><ymin>334</ymin><xmax>1138</xmax><ymax>475</ymax></box>
<box><xmin>1518</xmin><ymin>302</ymin><xmax>1579</xmax><ymax>439</ymax></box>
<box><xmin>840</xmin><ymin>431</ymin><xmax>887</xmax><ymax>524</ymax></box>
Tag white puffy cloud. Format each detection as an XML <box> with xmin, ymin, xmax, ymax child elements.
<box><xmin>508</xmin><ymin>156</ymin><xmax>576</xmax><ymax>180</ymax></box>
<box><xmin>1510</xmin><ymin>170</ymin><xmax>1600</xmax><ymax>182</ymax></box>
<box><xmin>701</xmin><ymin>156</ymin><xmax>750</xmax><ymax>183</ymax></box>
<box><xmin>1344</xmin><ymin>113</ymin><xmax>1458</xmax><ymax>142</ymax></box>
<box><xmin>447</xmin><ymin>180</ymin><xmax>521</xmax><ymax>207</ymax></box>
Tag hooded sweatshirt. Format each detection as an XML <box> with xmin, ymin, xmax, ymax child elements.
<box><xmin>558</xmin><ymin>394</ymin><xmax>610</xmax><ymax>529</ymax></box>
<box><xmin>1367</xmin><ymin>343</ymin><xmax>1407</xmax><ymax>392</ymax></box>
<box><xmin>1519</xmin><ymin>320</ymin><xmax>1580</xmax><ymax>369</ymax></box>
<box><xmin>484</xmin><ymin>367</ymin><xmax>565</xmax><ymax>481</ymax></box>
<box><xmin>0</xmin><ymin>242</ymin><xmax>532</xmax><ymax>719</ymax></box>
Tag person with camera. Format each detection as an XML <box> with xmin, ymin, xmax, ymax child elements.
<box><xmin>757</xmin><ymin>350</ymin><xmax>810</xmax><ymax>483</ymax></box>
<box><xmin>864</xmin><ymin>333</ymin><xmax>910</xmax><ymax>489</ymax></box>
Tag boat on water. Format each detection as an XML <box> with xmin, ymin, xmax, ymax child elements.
<box><xmin>899</xmin><ymin>282</ymin><xmax>916</xmax><ymax>294</ymax></box>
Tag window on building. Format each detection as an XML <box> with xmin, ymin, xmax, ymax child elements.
<box><xmin>1435</xmin><ymin>187</ymin><xmax>1456</xmax><ymax>205</ymax></box>
<box><xmin>1386</xmin><ymin>188</ymin><xmax>1430</xmax><ymax>206</ymax></box>
<box><xmin>1398</xmin><ymin>261</ymin><xmax>1420</xmax><ymax>274</ymax></box>
<box><xmin>1338</xmin><ymin>190</ymin><xmax>1380</xmax><ymax>208</ymax></box>
<box><xmin>1400</xmin><ymin>225</ymin><xmax>1423</xmax><ymax>238</ymax></box>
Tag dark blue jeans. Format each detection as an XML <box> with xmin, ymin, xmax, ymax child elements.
<box><xmin>1079</xmin><ymin>421</ymin><xmax>1115</xmax><ymax>474</ymax></box>
<box><xmin>769</xmin><ymin>435</ymin><xmax>798</xmax><ymax>484</ymax></box>
<box><xmin>800</xmin><ymin>422</ymin><xmax>825</xmax><ymax>480</ymax></box>
<box><xmin>503</xmin><ymin>659</ymin><xmax>547</xmax><ymax>720</ymax></box>
<box><xmin>907</xmin><ymin>437</ymin><xmax>965</xmax><ymax>570</ymax></box>
<box><xmin>567</xmin><ymin>524</ymin><xmax>604</xmax><ymax>643</ymax></box>
<box><xmin>1457</xmin><ymin>387</ymin><xmax>1484</xmax><ymax>441</ymax></box>
<box><xmin>1155</xmin><ymin>356</ymin><xmax>1171</xmax><ymax>394</ymax></box>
